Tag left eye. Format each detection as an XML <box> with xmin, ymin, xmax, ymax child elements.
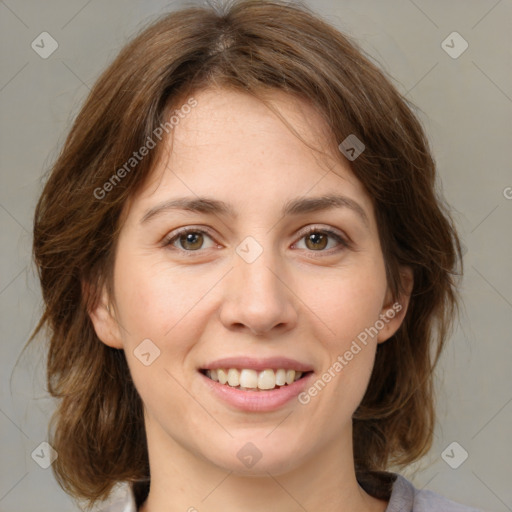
<box><xmin>163</xmin><ymin>227</ymin><xmax>348</xmax><ymax>254</ymax></box>
<box><xmin>293</xmin><ymin>227</ymin><xmax>348</xmax><ymax>252</ymax></box>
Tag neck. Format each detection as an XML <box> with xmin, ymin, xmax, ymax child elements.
<box><xmin>138</xmin><ymin>420</ymin><xmax>388</xmax><ymax>512</ymax></box>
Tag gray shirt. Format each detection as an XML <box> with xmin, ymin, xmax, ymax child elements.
<box><xmin>98</xmin><ymin>472</ymin><xmax>484</xmax><ymax>511</ymax></box>
<box><xmin>386</xmin><ymin>474</ymin><xmax>484</xmax><ymax>511</ymax></box>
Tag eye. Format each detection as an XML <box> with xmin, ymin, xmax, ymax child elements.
<box><xmin>163</xmin><ymin>225</ymin><xmax>349</xmax><ymax>256</ymax></box>
<box><xmin>163</xmin><ymin>227</ymin><xmax>217</xmax><ymax>253</ymax></box>
<box><xmin>293</xmin><ymin>226</ymin><xmax>349</xmax><ymax>253</ymax></box>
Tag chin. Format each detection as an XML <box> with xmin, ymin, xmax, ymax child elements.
<box><xmin>200</xmin><ymin>434</ymin><xmax>309</xmax><ymax>477</ymax></box>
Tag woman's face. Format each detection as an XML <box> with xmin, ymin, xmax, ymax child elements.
<box><xmin>92</xmin><ymin>87</ymin><xmax>410</xmax><ymax>477</ymax></box>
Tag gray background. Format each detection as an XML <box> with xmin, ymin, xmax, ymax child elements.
<box><xmin>1</xmin><ymin>0</ymin><xmax>511</xmax><ymax>511</ymax></box>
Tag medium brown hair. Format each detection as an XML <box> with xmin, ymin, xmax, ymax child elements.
<box><xmin>30</xmin><ymin>0</ymin><xmax>462</xmax><ymax>507</ymax></box>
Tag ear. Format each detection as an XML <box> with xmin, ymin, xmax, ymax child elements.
<box><xmin>377</xmin><ymin>266</ymin><xmax>414</xmax><ymax>344</ymax></box>
<box><xmin>85</xmin><ymin>282</ymin><xmax>123</xmax><ymax>349</ymax></box>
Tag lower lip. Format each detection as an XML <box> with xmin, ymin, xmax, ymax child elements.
<box><xmin>199</xmin><ymin>371</ymin><xmax>314</xmax><ymax>412</ymax></box>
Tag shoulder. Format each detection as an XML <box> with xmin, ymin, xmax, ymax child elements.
<box><xmin>388</xmin><ymin>473</ymin><xmax>485</xmax><ymax>512</ymax></box>
<box><xmin>95</xmin><ymin>483</ymin><xmax>137</xmax><ymax>512</ymax></box>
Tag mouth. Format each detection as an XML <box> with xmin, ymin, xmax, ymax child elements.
<box><xmin>199</xmin><ymin>368</ymin><xmax>313</xmax><ymax>392</ymax></box>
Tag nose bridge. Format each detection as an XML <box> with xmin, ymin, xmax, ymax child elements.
<box><xmin>219</xmin><ymin>236</ymin><xmax>297</xmax><ymax>335</ymax></box>
<box><xmin>238</xmin><ymin>247</ymin><xmax>282</xmax><ymax>300</ymax></box>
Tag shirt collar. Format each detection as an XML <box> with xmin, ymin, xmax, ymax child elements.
<box><xmin>97</xmin><ymin>471</ymin><xmax>414</xmax><ymax>512</ymax></box>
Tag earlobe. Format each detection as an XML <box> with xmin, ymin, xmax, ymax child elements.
<box><xmin>86</xmin><ymin>284</ymin><xmax>123</xmax><ymax>349</ymax></box>
<box><xmin>377</xmin><ymin>266</ymin><xmax>414</xmax><ymax>344</ymax></box>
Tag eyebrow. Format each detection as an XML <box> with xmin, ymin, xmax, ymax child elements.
<box><xmin>140</xmin><ymin>194</ymin><xmax>369</xmax><ymax>227</ymax></box>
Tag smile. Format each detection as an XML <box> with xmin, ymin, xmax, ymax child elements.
<box><xmin>200</xmin><ymin>368</ymin><xmax>311</xmax><ymax>391</ymax></box>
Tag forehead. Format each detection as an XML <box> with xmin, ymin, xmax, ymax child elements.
<box><xmin>168</xmin><ymin>87</ymin><xmax>340</xmax><ymax>173</ymax></box>
<box><xmin>126</xmin><ymin>87</ymin><xmax>375</xmax><ymax>227</ymax></box>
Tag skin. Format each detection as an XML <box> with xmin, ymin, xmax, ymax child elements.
<box><xmin>90</xmin><ymin>87</ymin><xmax>413</xmax><ymax>512</ymax></box>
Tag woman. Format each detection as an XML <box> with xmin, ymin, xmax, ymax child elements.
<box><xmin>30</xmin><ymin>0</ymin><xmax>480</xmax><ymax>510</ymax></box>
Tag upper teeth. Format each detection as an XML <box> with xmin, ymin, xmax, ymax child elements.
<box><xmin>205</xmin><ymin>368</ymin><xmax>304</xmax><ymax>390</ymax></box>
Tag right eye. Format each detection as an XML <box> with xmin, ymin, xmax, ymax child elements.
<box><xmin>163</xmin><ymin>227</ymin><xmax>218</xmax><ymax>254</ymax></box>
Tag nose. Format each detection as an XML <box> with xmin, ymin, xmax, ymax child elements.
<box><xmin>218</xmin><ymin>250</ymin><xmax>298</xmax><ymax>337</ymax></box>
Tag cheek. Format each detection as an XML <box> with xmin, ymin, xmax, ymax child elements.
<box><xmin>113</xmin><ymin>247</ymin><xmax>216</xmax><ymax>343</ymax></box>
<box><xmin>306</xmin><ymin>260</ymin><xmax>387</xmax><ymax>346</ymax></box>
<box><xmin>300</xmin><ymin>261</ymin><xmax>386</xmax><ymax>411</ymax></box>
<box><xmin>112</xmin><ymin>250</ymin><xmax>215</xmax><ymax>408</ymax></box>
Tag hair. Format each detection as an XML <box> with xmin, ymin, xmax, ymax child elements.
<box><xmin>29</xmin><ymin>0</ymin><xmax>463</xmax><ymax>508</ymax></box>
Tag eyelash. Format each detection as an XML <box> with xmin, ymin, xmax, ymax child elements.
<box><xmin>162</xmin><ymin>225</ymin><xmax>350</xmax><ymax>257</ymax></box>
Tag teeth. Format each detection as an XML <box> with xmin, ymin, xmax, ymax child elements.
<box><xmin>239</xmin><ymin>369</ymin><xmax>258</xmax><ymax>388</ymax></box>
<box><xmin>227</xmin><ymin>368</ymin><xmax>240</xmax><ymax>387</ymax></box>
<box><xmin>204</xmin><ymin>368</ymin><xmax>307</xmax><ymax>390</ymax></box>
<box><xmin>275</xmin><ymin>369</ymin><xmax>286</xmax><ymax>386</ymax></box>
<box><xmin>258</xmin><ymin>369</ymin><xmax>275</xmax><ymax>390</ymax></box>
<box><xmin>217</xmin><ymin>368</ymin><xmax>228</xmax><ymax>385</ymax></box>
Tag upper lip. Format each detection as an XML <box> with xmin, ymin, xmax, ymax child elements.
<box><xmin>200</xmin><ymin>356</ymin><xmax>314</xmax><ymax>373</ymax></box>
